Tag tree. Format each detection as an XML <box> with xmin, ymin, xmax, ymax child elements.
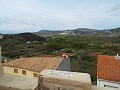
<box><xmin>45</xmin><ymin>41</ymin><xmax>62</xmax><ymax>51</ymax></box>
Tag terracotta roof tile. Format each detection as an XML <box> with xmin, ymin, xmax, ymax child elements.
<box><xmin>2</xmin><ymin>56</ymin><xmax>64</xmax><ymax>72</ymax></box>
<box><xmin>97</xmin><ymin>55</ymin><xmax>120</xmax><ymax>82</ymax></box>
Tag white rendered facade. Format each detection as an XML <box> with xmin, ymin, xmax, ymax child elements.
<box><xmin>97</xmin><ymin>79</ymin><xmax>120</xmax><ymax>90</ymax></box>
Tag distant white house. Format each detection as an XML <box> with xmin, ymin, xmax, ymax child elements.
<box><xmin>59</xmin><ymin>32</ymin><xmax>67</xmax><ymax>35</ymax></box>
<box><xmin>26</xmin><ymin>41</ymin><xmax>31</xmax><ymax>44</ymax></box>
<box><xmin>97</xmin><ymin>55</ymin><xmax>120</xmax><ymax>89</ymax></box>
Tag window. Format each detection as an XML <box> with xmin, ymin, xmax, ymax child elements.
<box><xmin>14</xmin><ymin>69</ymin><xmax>18</xmax><ymax>73</ymax></box>
<box><xmin>33</xmin><ymin>73</ymin><xmax>39</xmax><ymax>78</ymax></box>
<box><xmin>22</xmin><ymin>70</ymin><xmax>26</xmax><ymax>75</ymax></box>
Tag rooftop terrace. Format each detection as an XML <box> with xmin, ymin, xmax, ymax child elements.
<box><xmin>36</xmin><ymin>69</ymin><xmax>117</xmax><ymax>90</ymax></box>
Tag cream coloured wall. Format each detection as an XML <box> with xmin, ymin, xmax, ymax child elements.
<box><xmin>3</xmin><ymin>66</ymin><xmax>39</xmax><ymax>78</ymax></box>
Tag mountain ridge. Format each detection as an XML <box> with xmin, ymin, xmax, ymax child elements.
<box><xmin>34</xmin><ymin>27</ymin><xmax>120</xmax><ymax>37</ymax></box>
<box><xmin>0</xmin><ymin>27</ymin><xmax>120</xmax><ymax>37</ymax></box>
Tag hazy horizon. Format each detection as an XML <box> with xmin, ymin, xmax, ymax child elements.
<box><xmin>0</xmin><ymin>0</ymin><xmax>120</xmax><ymax>34</ymax></box>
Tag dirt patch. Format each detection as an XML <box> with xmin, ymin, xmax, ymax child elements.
<box><xmin>0</xmin><ymin>74</ymin><xmax>38</xmax><ymax>90</ymax></box>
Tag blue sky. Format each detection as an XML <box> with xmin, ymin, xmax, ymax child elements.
<box><xmin>0</xmin><ymin>0</ymin><xmax>120</xmax><ymax>33</ymax></box>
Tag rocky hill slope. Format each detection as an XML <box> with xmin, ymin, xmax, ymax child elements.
<box><xmin>34</xmin><ymin>27</ymin><xmax>120</xmax><ymax>37</ymax></box>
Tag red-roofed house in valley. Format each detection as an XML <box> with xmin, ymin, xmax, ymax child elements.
<box><xmin>97</xmin><ymin>55</ymin><xmax>120</xmax><ymax>89</ymax></box>
<box><xmin>2</xmin><ymin>56</ymin><xmax>70</xmax><ymax>78</ymax></box>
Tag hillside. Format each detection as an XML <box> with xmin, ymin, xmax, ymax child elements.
<box><xmin>3</xmin><ymin>33</ymin><xmax>46</xmax><ymax>42</ymax></box>
<box><xmin>34</xmin><ymin>28</ymin><xmax>97</xmax><ymax>36</ymax></box>
<box><xmin>34</xmin><ymin>27</ymin><xmax>120</xmax><ymax>37</ymax></box>
<box><xmin>0</xmin><ymin>33</ymin><xmax>46</xmax><ymax>58</ymax></box>
<box><xmin>110</xmin><ymin>27</ymin><xmax>120</xmax><ymax>32</ymax></box>
<box><xmin>34</xmin><ymin>30</ymin><xmax>63</xmax><ymax>37</ymax></box>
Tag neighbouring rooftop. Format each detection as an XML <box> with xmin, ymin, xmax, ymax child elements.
<box><xmin>2</xmin><ymin>56</ymin><xmax>64</xmax><ymax>72</ymax></box>
<box><xmin>97</xmin><ymin>55</ymin><xmax>120</xmax><ymax>82</ymax></box>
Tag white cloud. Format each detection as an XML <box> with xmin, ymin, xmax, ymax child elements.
<box><xmin>0</xmin><ymin>0</ymin><xmax>120</xmax><ymax>33</ymax></box>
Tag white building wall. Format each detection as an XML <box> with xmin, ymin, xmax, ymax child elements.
<box><xmin>3</xmin><ymin>66</ymin><xmax>39</xmax><ymax>78</ymax></box>
<box><xmin>57</xmin><ymin>58</ymin><xmax>70</xmax><ymax>71</ymax></box>
<box><xmin>97</xmin><ymin>79</ymin><xmax>120</xmax><ymax>90</ymax></box>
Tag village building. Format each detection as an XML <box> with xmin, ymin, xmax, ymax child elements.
<box><xmin>2</xmin><ymin>56</ymin><xmax>70</xmax><ymax>78</ymax></box>
<box><xmin>59</xmin><ymin>32</ymin><xmax>67</xmax><ymax>35</ymax></box>
<box><xmin>0</xmin><ymin>46</ymin><xmax>118</xmax><ymax>90</ymax></box>
<box><xmin>97</xmin><ymin>55</ymin><xmax>120</xmax><ymax>89</ymax></box>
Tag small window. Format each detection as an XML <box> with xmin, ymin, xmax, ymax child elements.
<box><xmin>14</xmin><ymin>69</ymin><xmax>18</xmax><ymax>73</ymax></box>
<box><xmin>33</xmin><ymin>73</ymin><xmax>39</xmax><ymax>78</ymax></box>
<box><xmin>22</xmin><ymin>70</ymin><xmax>26</xmax><ymax>75</ymax></box>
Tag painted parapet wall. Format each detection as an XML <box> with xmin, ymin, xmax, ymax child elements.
<box><xmin>3</xmin><ymin>66</ymin><xmax>39</xmax><ymax>78</ymax></box>
<box><xmin>57</xmin><ymin>58</ymin><xmax>70</xmax><ymax>71</ymax></box>
<box><xmin>97</xmin><ymin>79</ymin><xmax>120</xmax><ymax>90</ymax></box>
<box><xmin>37</xmin><ymin>69</ymin><xmax>91</xmax><ymax>90</ymax></box>
<box><xmin>36</xmin><ymin>70</ymin><xmax>117</xmax><ymax>90</ymax></box>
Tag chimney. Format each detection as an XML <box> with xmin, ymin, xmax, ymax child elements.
<box><xmin>62</xmin><ymin>53</ymin><xmax>70</xmax><ymax>58</ymax></box>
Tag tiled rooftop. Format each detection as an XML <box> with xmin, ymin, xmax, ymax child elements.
<box><xmin>2</xmin><ymin>56</ymin><xmax>64</xmax><ymax>72</ymax></box>
<box><xmin>97</xmin><ymin>55</ymin><xmax>120</xmax><ymax>82</ymax></box>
